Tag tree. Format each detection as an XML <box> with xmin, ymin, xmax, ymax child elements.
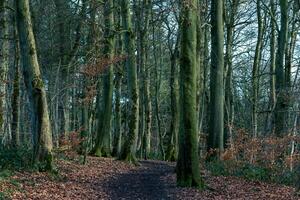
<box><xmin>267</xmin><ymin>0</ymin><xmax>276</xmax><ymax>133</ymax></box>
<box><xmin>16</xmin><ymin>0</ymin><xmax>53</xmax><ymax>170</ymax></box>
<box><xmin>92</xmin><ymin>0</ymin><xmax>115</xmax><ymax>157</ymax></box>
<box><xmin>176</xmin><ymin>0</ymin><xmax>204</xmax><ymax>188</ymax></box>
<box><xmin>166</xmin><ymin>35</ymin><xmax>179</xmax><ymax>161</ymax></box>
<box><xmin>274</xmin><ymin>0</ymin><xmax>289</xmax><ymax>136</ymax></box>
<box><xmin>224</xmin><ymin>0</ymin><xmax>239</xmax><ymax>147</ymax></box>
<box><xmin>251</xmin><ymin>0</ymin><xmax>264</xmax><ymax>137</ymax></box>
<box><xmin>119</xmin><ymin>0</ymin><xmax>139</xmax><ymax>163</ymax></box>
<box><xmin>207</xmin><ymin>0</ymin><xmax>224</xmax><ymax>157</ymax></box>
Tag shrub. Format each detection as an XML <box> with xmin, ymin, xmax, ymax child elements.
<box><xmin>206</xmin><ymin>130</ymin><xmax>300</xmax><ymax>187</ymax></box>
<box><xmin>0</xmin><ymin>146</ymin><xmax>32</xmax><ymax>170</ymax></box>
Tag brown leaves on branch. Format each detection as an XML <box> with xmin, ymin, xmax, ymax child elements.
<box><xmin>78</xmin><ymin>55</ymin><xmax>126</xmax><ymax>105</ymax></box>
<box><xmin>80</xmin><ymin>55</ymin><xmax>126</xmax><ymax>78</ymax></box>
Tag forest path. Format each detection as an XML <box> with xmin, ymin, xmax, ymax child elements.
<box><xmin>8</xmin><ymin>153</ymin><xmax>297</xmax><ymax>200</ymax></box>
<box><xmin>103</xmin><ymin>160</ymin><xmax>175</xmax><ymax>199</ymax></box>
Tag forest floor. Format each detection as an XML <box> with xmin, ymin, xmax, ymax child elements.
<box><xmin>0</xmin><ymin>152</ymin><xmax>298</xmax><ymax>200</ymax></box>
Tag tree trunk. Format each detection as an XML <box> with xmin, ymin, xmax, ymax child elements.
<box><xmin>92</xmin><ymin>0</ymin><xmax>115</xmax><ymax>157</ymax></box>
<box><xmin>251</xmin><ymin>0</ymin><xmax>263</xmax><ymax>138</ymax></box>
<box><xmin>176</xmin><ymin>0</ymin><xmax>204</xmax><ymax>188</ymax></box>
<box><xmin>166</xmin><ymin>41</ymin><xmax>179</xmax><ymax>162</ymax></box>
<box><xmin>224</xmin><ymin>0</ymin><xmax>239</xmax><ymax>148</ymax></box>
<box><xmin>267</xmin><ymin>0</ymin><xmax>276</xmax><ymax>134</ymax></box>
<box><xmin>207</xmin><ymin>0</ymin><xmax>225</xmax><ymax>158</ymax></box>
<box><xmin>274</xmin><ymin>0</ymin><xmax>289</xmax><ymax>136</ymax></box>
<box><xmin>16</xmin><ymin>0</ymin><xmax>53</xmax><ymax>170</ymax></box>
<box><xmin>119</xmin><ymin>0</ymin><xmax>139</xmax><ymax>163</ymax></box>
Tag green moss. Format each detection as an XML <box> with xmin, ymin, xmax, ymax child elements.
<box><xmin>37</xmin><ymin>153</ymin><xmax>53</xmax><ymax>172</ymax></box>
<box><xmin>32</xmin><ymin>76</ymin><xmax>44</xmax><ymax>89</ymax></box>
<box><xmin>165</xmin><ymin>142</ymin><xmax>177</xmax><ymax>161</ymax></box>
<box><xmin>121</xmin><ymin>153</ymin><xmax>138</xmax><ymax>165</ymax></box>
<box><xmin>91</xmin><ymin>147</ymin><xmax>102</xmax><ymax>157</ymax></box>
<box><xmin>177</xmin><ymin>176</ymin><xmax>205</xmax><ymax>189</ymax></box>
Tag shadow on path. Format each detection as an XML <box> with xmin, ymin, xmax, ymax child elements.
<box><xmin>102</xmin><ymin>160</ymin><xmax>176</xmax><ymax>200</ymax></box>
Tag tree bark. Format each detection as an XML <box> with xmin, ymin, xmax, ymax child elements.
<box><xmin>176</xmin><ymin>0</ymin><xmax>204</xmax><ymax>188</ymax></box>
<box><xmin>251</xmin><ymin>0</ymin><xmax>264</xmax><ymax>137</ymax></box>
<box><xmin>16</xmin><ymin>0</ymin><xmax>53</xmax><ymax>170</ymax></box>
<box><xmin>92</xmin><ymin>0</ymin><xmax>115</xmax><ymax>157</ymax></box>
<box><xmin>207</xmin><ymin>0</ymin><xmax>225</xmax><ymax>157</ymax></box>
<box><xmin>119</xmin><ymin>0</ymin><xmax>139</xmax><ymax>163</ymax></box>
<box><xmin>274</xmin><ymin>0</ymin><xmax>289</xmax><ymax>136</ymax></box>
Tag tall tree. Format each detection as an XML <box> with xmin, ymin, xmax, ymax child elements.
<box><xmin>176</xmin><ymin>0</ymin><xmax>204</xmax><ymax>188</ymax></box>
<box><xmin>141</xmin><ymin>0</ymin><xmax>152</xmax><ymax>160</ymax></box>
<box><xmin>251</xmin><ymin>0</ymin><xmax>264</xmax><ymax>137</ymax></box>
<box><xmin>274</xmin><ymin>0</ymin><xmax>289</xmax><ymax>136</ymax></box>
<box><xmin>92</xmin><ymin>0</ymin><xmax>115</xmax><ymax>157</ymax></box>
<box><xmin>207</xmin><ymin>0</ymin><xmax>224</xmax><ymax>157</ymax></box>
<box><xmin>119</xmin><ymin>0</ymin><xmax>139</xmax><ymax>163</ymax></box>
<box><xmin>267</xmin><ymin>0</ymin><xmax>276</xmax><ymax>133</ymax></box>
<box><xmin>224</xmin><ymin>0</ymin><xmax>239</xmax><ymax>147</ymax></box>
<box><xmin>166</xmin><ymin>35</ymin><xmax>179</xmax><ymax>161</ymax></box>
<box><xmin>16</xmin><ymin>0</ymin><xmax>53</xmax><ymax>169</ymax></box>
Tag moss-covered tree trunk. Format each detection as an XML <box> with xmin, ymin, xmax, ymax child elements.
<box><xmin>207</xmin><ymin>0</ymin><xmax>224</xmax><ymax>157</ymax></box>
<box><xmin>119</xmin><ymin>0</ymin><xmax>139</xmax><ymax>163</ymax></box>
<box><xmin>92</xmin><ymin>0</ymin><xmax>115</xmax><ymax>157</ymax></box>
<box><xmin>166</xmin><ymin>41</ymin><xmax>179</xmax><ymax>162</ymax></box>
<box><xmin>274</xmin><ymin>0</ymin><xmax>288</xmax><ymax>137</ymax></box>
<box><xmin>141</xmin><ymin>0</ymin><xmax>152</xmax><ymax>160</ymax></box>
<box><xmin>176</xmin><ymin>0</ymin><xmax>204</xmax><ymax>188</ymax></box>
<box><xmin>112</xmin><ymin>71</ymin><xmax>123</xmax><ymax>157</ymax></box>
<box><xmin>112</xmin><ymin>4</ymin><xmax>123</xmax><ymax>157</ymax></box>
<box><xmin>16</xmin><ymin>0</ymin><xmax>53</xmax><ymax>170</ymax></box>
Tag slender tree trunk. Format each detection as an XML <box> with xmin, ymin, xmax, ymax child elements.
<box><xmin>251</xmin><ymin>0</ymin><xmax>263</xmax><ymax>138</ymax></box>
<box><xmin>176</xmin><ymin>0</ymin><xmax>204</xmax><ymax>188</ymax></box>
<box><xmin>16</xmin><ymin>0</ymin><xmax>53</xmax><ymax>170</ymax></box>
<box><xmin>224</xmin><ymin>0</ymin><xmax>239</xmax><ymax>148</ymax></box>
<box><xmin>267</xmin><ymin>0</ymin><xmax>276</xmax><ymax>134</ymax></box>
<box><xmin>207</xmin><ymin>0</ymin><xmax>224</xmax><ymax>158</ymax></box>
<box><xmin>166</xmin><ymin>41</ymin><xmax>179</xmax><ymax>161</ymax></box>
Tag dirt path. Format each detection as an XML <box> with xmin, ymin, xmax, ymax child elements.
<box><xmin>103</xmin><ymin>160</ymin><xmax>175</xmax><ymax>199</ymax></box>
<box><xmin>6</xmin><ymin>155</ymin><xmax>298</xmax><ymax>200</ymax></box>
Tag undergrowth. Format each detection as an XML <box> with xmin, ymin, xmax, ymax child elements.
<box><xmin>206</xmin><ymin>130</ymin><xmax>300</xmax><ymax>188</ymax></box>
<box><xmin>206</xmin><ymin>159</ymin><xmax>298</xmax><ymax>186</ymax></box>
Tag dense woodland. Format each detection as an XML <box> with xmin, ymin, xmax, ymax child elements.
<box><xmin>0</xmin><ymin>0</ymin><xmax>300</xmax><ymax>199</ymax></box>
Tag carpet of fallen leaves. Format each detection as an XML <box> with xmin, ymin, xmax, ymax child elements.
<box><xmin>1</xmin><ymin>152</ymin><xmax>298</xmax><ymax>200</ymax></box>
